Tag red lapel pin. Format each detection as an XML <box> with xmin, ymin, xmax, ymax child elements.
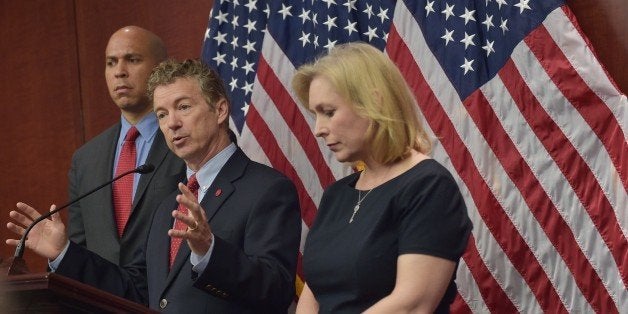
<box><xmin>215</xmin><ymin>188</ymin><xmax>222</xmax><ymax>197</ymax></box>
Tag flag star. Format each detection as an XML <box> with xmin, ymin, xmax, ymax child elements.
<box><xmin>312</xmin><ymin>13</ymin><xmax>318</xmax><ymax>26</ymax></box>
<box><xmin>441</xmin><ymin>28</ymin><xmax>455</xmax><ymax>46</ymax></box>
<box><xmin>485</xmin><ymin>0</ymin><xmax>492</xmax><ymax>4</ymax></box>
<box><xmin>204</xmin><ymin>28</ymin><xmax>210</xmax><ymax>39</ymax></box>
<box><xmin>244</xmin><ymin>19</ymin><xmax>257</xmax><ymax>34</ymax></box>
<box><xmin>230</xmin><ymin>15</ymin><xmax>239</xmax><ymax>28</ymax></box>
<box><xmin>299</xmin><ymin>31</ymin><xmax>311</xmax><ymax>47</ymax></box>
<box><xmin>344</xmin><ymin>20</ymin><xmax>358</xmax><ymax>36</ymax></box>
<box><xmin>242</xmin><ymin>81</ymin><xmax>253</xmax><ymax>95</ymax></box>
<box><xmin>323</xmin><ymin>15</ymin><xmax>338</xmax><ymax>31</ymax></box>
<box><xmin>230</xmin><ymin>36</ymin><xmax>239</xmax><ymax>49</ymax></box>
<box><xmin>514</xmin><ymin>0</ymin><xmax>531</xmax><ymax>14</ymax></box>
<box><xmin>322</xmin><ymin>0</ymin><xmax>336</xmax><ymax>9</ymax></box>
<box><xmin>299</xmin><ymin>8</ymin><xmax>311</xmax><ymax>24</ymax></box>
<box><xmin>214</xmin><ymin>10</ymin><xmax>228</xmax><ymax>24</ymax></box>
<box><xmin>482</xmin><ymin>14</ymin><xmax>494</xmax><ymax>31</ymax></box>
<box><xmin>363</xmin><ymin>4</ymin><xmax>374</xmax><ymax>19</ymax></box>
<box><xmin>263</xmin><ymin>4</ymin><xmax>271</xmax><ymax>19</ymax></box>
<box><xmin>425</xmin><ymin>1</ymin><xmax>435</xmax><ymax>17</ymax></box>
<box><xmin>278</xmin><ymin>4</ymin><xmax>292</xmax><ymax>20</ymax></box>
<box><xmin>212</xmin><ymin>52</ymin><xmax>226</xmax><ymax>66</ymax></box>
<box><xmin>343</xmin><ymin>0</ymin><xmax>357</xmax><ymax>12</ymax></box>
<box><xmin>244</xmin><ymin>0</ymin><xmax>257</xmax><ymax>13</ymax></box>
<box><xmin>441</xmin><ymin>3</ymin><xmax>455</xmax><ymax>21</ymax></box>
<box><xmin>313</xmin><ymin>35</ymin><xmax>319</xmax><ymax>48</ymax></box>
<box><xmin>459</xmin><ymin>8</ymin><xmax>476</xmax><ymax>25</ymax></box>
<box><xmin>230</xmin><ymin>56</ymin><xmax>238</xmax><ymax>70</ymax></box>
<box><xmin>229</xmin><ymin>77</ymin><xmax>238</xmax><ymax>91</ymax></box>
<box><xmin>460</xmin><ymin>57</ymin><xmax>475</xmax><ymax>74</ymax></box>
<box><xmin>500</xmin><ymin>18</ymin><xmax>509</xmax><ymax>34</ymax></box>
<box><xmin>243</xmin><ymin>39</ymin><xmax>257</xmax><ymax>54</ymax></box>
<box><xmin>460</xmin><ymin>32</ymin><xmax>476</xmax><ymax>49</ymax></box>
<box><xmin>382</xmin><ymin>31</ymin><xmax>388</xmax><ymax>41</ymax></box>
<box><xmin>242</xmin><ymin>60</ymin><xmax>254</xmax><ymax>75</ymax></box>
<box><xmin>231</xmin><ymin>0</ymin><xmax>240</xmax><ymax>6</ymax></box>
<box><xmin>324</xmin><ymin>38</ymin><xmax>338</xmax><ymax>51</ymax></box>
<box><xmin>482</xmin><ymin>39</ymin><xmax>495</xmax><ymax>56</ymax></box>
<box><xmin>363</xmin><ymin>26</ymin><xmax>378</xmax><ymax>41</ymax></box>
<box><xmin>495</xmin><ymin>0</ymin><xmax>508</xmax><ymax>10</ymax></box>
<box><xmin>242</xmin><ymin>103</ymin><xmax>250</xmax><ymax>115</ymax></box>
<box><xmin>377</xmin><ymin>7</ymin><xmax>389</xmax><ymax>23</ymax></box>
<box><xmin>213</xmin><ymin>31</ymin><xmax>227</xmax><ymax>45</ymax></box>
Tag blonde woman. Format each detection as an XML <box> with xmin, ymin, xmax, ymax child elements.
<box><xmin>292</xmin><ymin>42</ymin><xmax>472</xmax><ymax>313</ymax></box>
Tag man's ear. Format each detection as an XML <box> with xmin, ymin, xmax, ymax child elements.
<box><xmin>215</xmin><ymin>97</ymin><xmax>230</xmax><ymax>124</ymax></box>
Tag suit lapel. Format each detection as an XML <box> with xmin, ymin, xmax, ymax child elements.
<box><xmin>163</xmin><ymin>148</ymin><xmax>249</xmax><ymax>288</ymax></box>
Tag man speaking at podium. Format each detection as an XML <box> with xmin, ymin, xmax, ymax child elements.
<box><xmin>6</xmin><ymin>59</ymin><xmax>301</xmax><ymax>313</ymax></box>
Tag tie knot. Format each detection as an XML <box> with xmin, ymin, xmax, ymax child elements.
<box><xmin>187</xmin><ymin>175</ymin><xmax>200</xmax><ymax>194</ymax></box>
<box><xmin>125</xmin><ymin>126</ymin><xmax>140</xmax><ymax>142</ymax></box>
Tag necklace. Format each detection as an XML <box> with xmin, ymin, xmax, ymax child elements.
<box><xmin>349</xmin><ymin>189</ymin><xmax>374</xmax><ymax>223</ymax></box>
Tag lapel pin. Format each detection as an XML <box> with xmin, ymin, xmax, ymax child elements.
<box><xmin>215</xmin><ymin>188</ymin><xmax>222</xmax><ymax>197</ymax></box>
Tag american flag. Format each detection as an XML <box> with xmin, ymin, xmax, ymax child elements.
<box><xmin>201</xmin><ymin>0</ymin><xmax>628</xmax><ymax>312</ymax></box>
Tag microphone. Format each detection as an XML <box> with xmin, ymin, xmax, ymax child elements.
<box><xmin>13</xmin><ymin>164</ymin><xmax>155</xmax><ymax>260</ymax></box>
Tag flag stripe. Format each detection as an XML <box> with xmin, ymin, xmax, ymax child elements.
<box><xmin>556</xmin><ymin>6</ymin><xmax>628</xmax><ymax>139</ymax></box>
<box><xmin>465</xmin><ymin>87</ymin><xmax>616</xmax><ymax>312</ymax></box>
<box><xmin>387</xmin><ymin>20</ymin><xmax>568</xmax><ymax>313</ymax></box>
<box><xmin>256</xmin><ymin>56</ymin><xmax>336</xmax><ymax>192</ymax></box>
<box><xmin>459</xmin><ymin>236</ymin><xmax>518</xmax><ymax>313</ymax></box>
<box><xmin>245</xmin><ymin>105</ymin><xmax>318</xmax><ymax>226</ymax></box>
<box><xmin>480</xmin><ymin>71</ymin><xmax>626</xmax><ymax>311</ymax></box>
<box><xmin>524</xmin><ymin>25</ymin><xmax>628</xmax><ymax>191</ymax></box>
<box><xmin>499</xmin><ymin>58</ymin><xmax>628</xmax><ymax>287</ymax></box>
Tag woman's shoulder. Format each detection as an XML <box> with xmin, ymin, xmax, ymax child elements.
<box><xmin>402</xmin><ymin>158</ymin><xmax>456</xmax><ymax>183</ymax></box>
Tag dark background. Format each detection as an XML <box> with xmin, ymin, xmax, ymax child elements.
<box><xmin>1</xmin><ymin>0</ymin><xmax>625</xmax><ymax>272</ymax></box>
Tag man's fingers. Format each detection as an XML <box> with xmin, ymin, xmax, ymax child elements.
<box><xmin>5</xmin><ymin>239</ymin><xmax>19</xmax><ymax>246</ymax></box>
<box><xmin>6</xmin><ymin>222</ymin><xmax>25</xmax><ymax>236</ymax></box>
<box><xmin>49</xmin><ymin>205</ymin><xmax>59</xmax><ymax>221</ymax></box>
<box><xmin>9</xmin><ymin>210</ymin><xmax>32</xmax><ymax>228</ymax></box>
<box><xmin>16</xmin><ymin>202</ymin><xmax>41</xmax><ymax>220</ymax></box>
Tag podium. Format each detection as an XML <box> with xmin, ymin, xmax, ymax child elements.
<box><xmin>2</xmin><ymin>272</ymin><xmax>155</xmax><ymax>313</ymax></box>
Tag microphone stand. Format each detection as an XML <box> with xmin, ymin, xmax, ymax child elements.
<box><xmin>2</xmin><ymin>164</ymin><xmax>154</xmax><ymax>276</ymax></box>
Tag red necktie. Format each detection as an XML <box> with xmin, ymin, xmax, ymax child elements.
<box><xmin>112</xmin><ymin>126</ymin><xmax>140</xmax><ymax>237</ymax></box>
<box><xmin>169</xmin><ymin>175</ymin><xmax>200</xmax><ymax>269</ymax></box>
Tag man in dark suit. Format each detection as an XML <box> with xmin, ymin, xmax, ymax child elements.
<box><xmin>7</xmin><ymin>59</ymin><xmax>301</xmax><ymax>313</ymax></box>
<box><xmin>68</xmin><ymin>26</ymin><xmax>185</xmax><ymax>266</ymax></box>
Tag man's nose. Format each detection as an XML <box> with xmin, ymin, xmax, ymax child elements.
<box><xmin>114</xmin><ymin>62</ymin><xmax>128</xmax><ymax>78</ymax></box>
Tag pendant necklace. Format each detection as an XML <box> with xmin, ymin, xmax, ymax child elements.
<box><xmin>349</xmin><ymin>188</ymin><xmax>374</xmax><ymax>223</ymax></box>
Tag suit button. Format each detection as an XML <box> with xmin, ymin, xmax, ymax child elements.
<box><xmin>159</xmin><ymin>299</ymin><xmax>168</xmax><ymax>309</ymax></box>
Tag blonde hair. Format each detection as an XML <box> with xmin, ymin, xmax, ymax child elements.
<box><xmin>292</xmin><ymin>42</ymin><xmax>431</xmax><ymax>164</ymax></box>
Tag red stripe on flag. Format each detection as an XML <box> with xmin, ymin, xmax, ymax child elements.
<box><xmin>256</xmin><ymin>55</ymin><xmax>336</xmax><ymax>192</ymax></box>
<box><xmin>387</xmin><ymin>25</ymin><xmax>568</xmax><ymax>313</ymax></box>
<box><xmin>465</xmin><ymin>90</ymin><xmax>617</xmax><ymax>312</ymax></box>
<box><xmin>460</xmin><ymin>236</ymin><xmax>518</xmax><ymax>313</ymax></box>
<box><xmin>451</xmin><ymin>292</ymin><xmax>472</xmax><ymax>314</ymax></box>
<box><xmin>524</xmin><ymin>25</ymin><xmax>628</xmax><ymax>191</ymax></box>
<box><xmin>245</xmin><ymin>105</ymin><xmax>318</xmax><ymax>226</ymax></box>
<box><xmin>499</xmin><ymin>58</ymin><xmax>628</xmax><ymax>287</ymax></box>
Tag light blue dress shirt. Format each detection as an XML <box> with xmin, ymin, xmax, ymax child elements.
<box><xmin>114</xmin><ymin>114</ymin><xmax>159</xmax><ymax>199</ymax></box>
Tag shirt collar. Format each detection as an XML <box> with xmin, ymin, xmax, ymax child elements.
<box><xmin>119</xmin><ymin>113</ymin><xmax>159</xmax><ymax>143</ymax></box>
<box><xmin>186</xmin><ymin>143</ymin><xmax>237</xmax><ymax>192</ymax></box>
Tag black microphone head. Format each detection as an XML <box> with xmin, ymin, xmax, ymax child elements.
<box><xmin>136</xmin><ymin>164</ymin><xmax>155</xmax><ymax>174</ymax></box>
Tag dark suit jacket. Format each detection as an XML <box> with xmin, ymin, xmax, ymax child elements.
<box><xmin>67</xmin><ymin>122</ymin><xmax>186</xmax><ymax>266</ymax></box>
<box><xmin>58</xmin><ymin>148</ymin><xmax>301</xmax><ymax>313</ymax></box>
